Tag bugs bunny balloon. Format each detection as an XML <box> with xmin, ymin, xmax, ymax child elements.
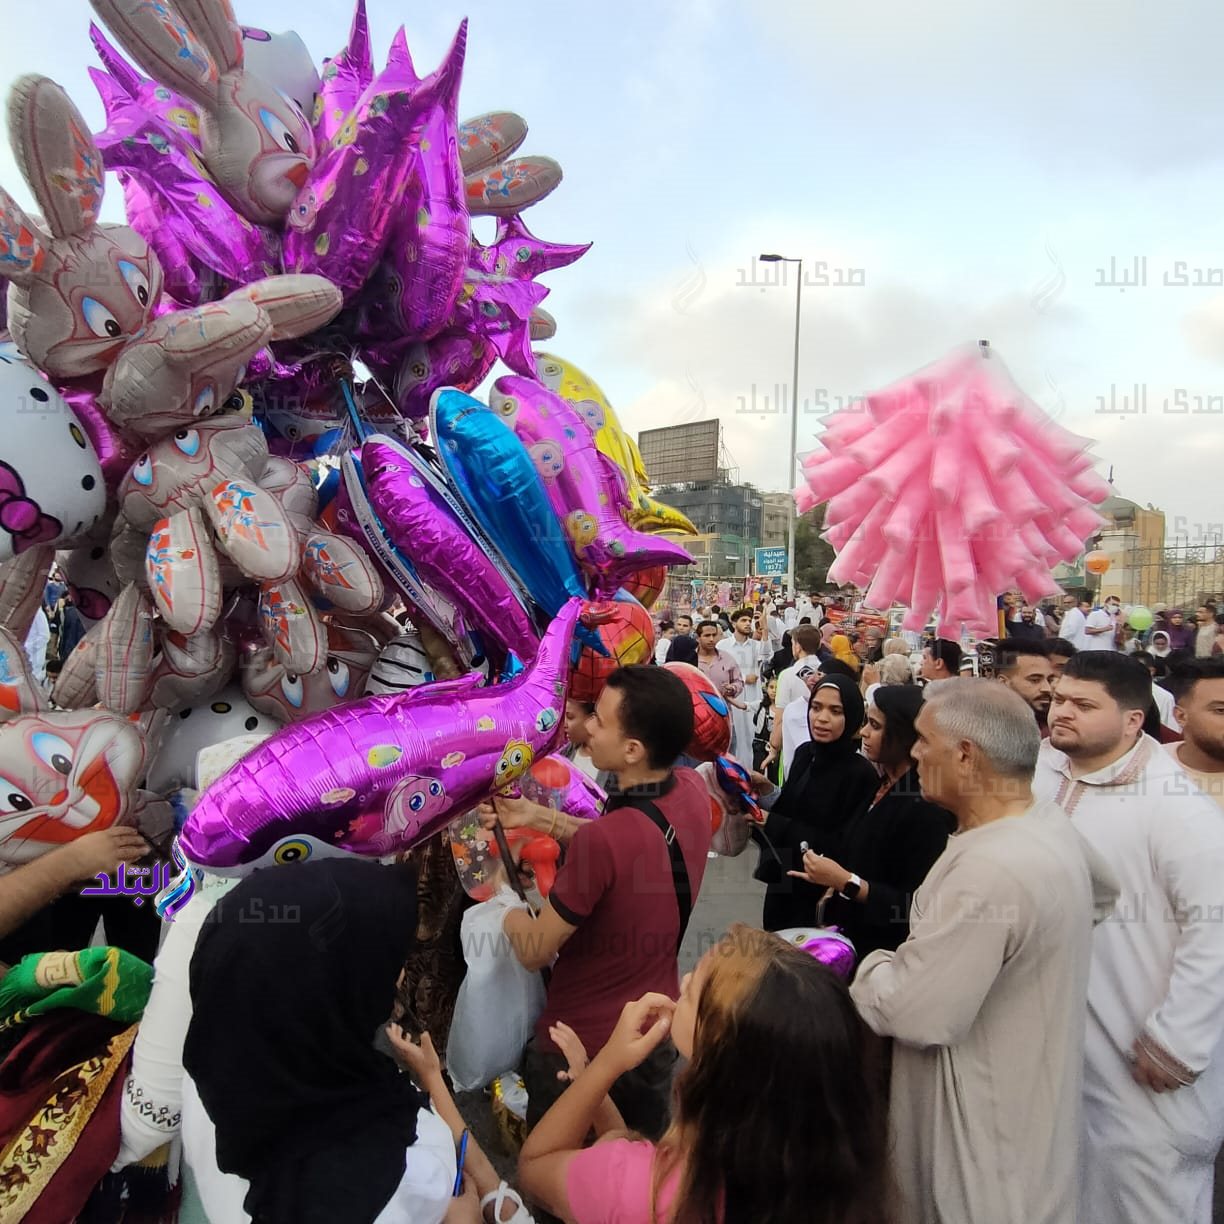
<box><xmin>89</xmin><ymin>0</ymin><xmax>317</xmax><ymax>224</ymax></box>
<box><xmin>0</xmin><ymin>75</ymin><xmax>163</xmax><ymax>379</ymax></box>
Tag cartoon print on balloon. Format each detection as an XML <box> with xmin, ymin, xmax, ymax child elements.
<box><xmin>176</xmin><ymin>600</ymin><xmax>582</xmax><ymax>877</ymax></box>
<box><xmin>117</xmin><ymin>416</ymin><xmax>299</xmax><ymax>636</ymax></box>
<box><xmin>241</xmin><ymin>624</ymin><xmax>379</xmax><ymax>723</ymax></box>
<box><xmin>89</xmin><ymin>0</ymin><xmax>318</xmax><ymax>224</ymax></box>
<box><xmin>0</xmin><ymin>75</ymin><xmax>164</xmax><ymax>379</ymax></box>
<box><xmin>494</xmin><ymin>738</ymin><xmax>534</xmax><ymax>788</ymax></box>
<box><xmin>0</xmin><ymin>628</ymin><xmax>160</xmax><ymax>870</ymax></box>
<box><xmin>98</xmin><ymin>274</ymin><xmax>342</xmax><ymax>438</ymax></box>
<box><xmin>379</xmin><ymin>774</ymin><xmax>448</xmax><ymax>850</ymax></box>
<box><xmin>528</xmin><ymin>441</ymin><xmax>565</xmax><ymax>480</ymax></box>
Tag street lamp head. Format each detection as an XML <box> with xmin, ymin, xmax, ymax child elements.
<box><xmin>758</xmin><ymin>253</ymin><xmax>784</xmax><ymax>262</ymax></box>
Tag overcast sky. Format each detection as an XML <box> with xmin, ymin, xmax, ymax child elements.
<box><xmin>4</xmin><ymin>1</ymin><xmax>1224</xmax><ymax>539</ymax></box>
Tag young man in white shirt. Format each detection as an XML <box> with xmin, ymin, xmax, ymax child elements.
<box><xmin>1058</xmin><ymin>595</ymin><xmax>1091</xmax><ymax>651</ymax></box>
<box><xmin>1168</xmin><ymin>657</ymin><xmax>1224</xmax><ymax>813</ymax></box>
<box><xmin>717</xmin><ymin>608</ymin><xmax>766</xmax><ymax>767</ymax></box>
<box><xmin>1034</xmin><ymin>651</ymin><xmax>1224</xmax><ymax>1223</ymax></box>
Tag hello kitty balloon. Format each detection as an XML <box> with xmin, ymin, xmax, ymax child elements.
<box><xmin>0</xmin><ymin>345</ymin><xmax>106</xmax><ymax>560</ymax></box>
<box><xmin>0</xmin><ymin>75</ymin><xmax>163</xmax><ymax>379</ymax></box>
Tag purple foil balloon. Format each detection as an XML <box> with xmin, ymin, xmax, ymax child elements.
<box><xmin>774</xmin><ymin>927</ymin><xmax>858</xmax><ymax>981</ymax></box>
<box><xmin>362</xmin><ymin>434</ymin><xmax>539</xmax><ymax>663</ymax></box>
<box><xmin>451</xmin><ymin>279</ymin><xmax>548</xmax><ymax>377</ymax></box>
<box><xmin>469</xmin><ymin>214</ymin><xmax>590</xmax><ymax>285</ymax></box>
<box><xmin>314</xmin><ymin>0</ymin><xmax>374</xmax><ymax>146</ymax></box>
<box><xmin>516</xmin><ymin>752</ymin><xmax>604</xmax><ymax>823</ymax></box>
<box><xmin>490</xmin><ymin>376</ymin><xmax>694</xmax><ymax>594</ymax></box>
<box><xmin>283</xmin><ymin>22</ymin><xmax>467</xmax><ymax>302</ymax></box>
<box><xmin>58</xmin><ymin>381</ymin><xmax>141</xmax><ymax>493</ymax></box>
<box><xmin>179</xmin><ymin>597</ymin><xmax>581</xmax><ymax>872</ymax></box>
<box><xmin>382</xmin><ymin>104</ymin><xmax>469</xmax><ymax>340</ymax></box>
<box><xmin>88</xmin><ymin>42</ymin><xmax>281</xmax><ymax>294</ymax></box>
<box><xmin>368</xmin><ymin>332</ymin><xmax>495</xmax><ymax>419</ymax></box>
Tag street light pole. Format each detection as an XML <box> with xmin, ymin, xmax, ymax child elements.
<box><xmin>759</xmin><ymin>253</ymin><xmax>803</xmax><ymax>599</ymax></box>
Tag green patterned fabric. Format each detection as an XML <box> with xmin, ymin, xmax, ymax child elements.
<box><xmin>0</xmin><ymin>946</ymin><xmax>152</xmax><ymax>1032</ymax></box>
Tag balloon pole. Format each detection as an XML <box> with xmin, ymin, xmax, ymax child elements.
<box><xmin>339</xmin><ymin>375</ymin><xmax>372</xmax><ymax>443</ymax></box>
<box><xmin>492</xmin><ymin>817</ymin><xmax>531</xmax><ymax>905</ymax></box>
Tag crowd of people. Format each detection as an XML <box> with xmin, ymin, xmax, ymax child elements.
<box><xmin>4</xmin><ymin>583</ymin><xmax>1224</xmax><ymax>1223</ymax></box>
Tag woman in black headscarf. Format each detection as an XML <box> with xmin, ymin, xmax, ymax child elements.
<box><xmin>182</xmin><ymin>857</ymin><xmax>454</xmax><ymax>1224</ymax></box>
<box><xmin>789</xmin><ymin>685</ymin><xmax>955</xmax><ymax>963</ymax></box>
<box><xmin>750</xmin><ymin>674</ymin><xmax>878</xmax><ymax>931</ymax></box>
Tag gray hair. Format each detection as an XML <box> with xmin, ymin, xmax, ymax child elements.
<box><xmin>875</xmin><ymin>654</ymin><xmax>914</xmax><ymax>686</ymax></box>
<box><xmin>882</xmin><ymin>638</ymin><xmax>910</xmax><ymax>657</ymax></box>
<box><xmin>923</xmin><ymin>678</ymin><xmax>1040</xmax><ymax>779</ymax></box>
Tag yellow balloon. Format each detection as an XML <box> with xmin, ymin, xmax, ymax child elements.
<box><xmin>535</xmin><ymin>351</ymin><xmax>698</xmax><ymax>536</ymax></box>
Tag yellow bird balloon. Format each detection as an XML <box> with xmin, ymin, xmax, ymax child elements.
<box><xmin>535</xmin><ymin>352</ymin><xmax>698</xmax><ymax>536</ymax></box>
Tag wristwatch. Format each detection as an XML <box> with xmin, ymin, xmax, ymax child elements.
<box><xmin>838</xmin><ymin>873</ymin><xmax>862</xmax><ymax>901</ymax></box>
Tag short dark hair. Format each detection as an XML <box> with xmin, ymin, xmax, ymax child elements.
<box><xmin>798</xmin><ymin>616</ymin><xmax>812</xmax><ymax>625</ymax></box>
<box><xmin>1045</xmin><ymin>638</ymin><xmax>1077</xmax><ymax>660</ymax></box>
<box><xmin>731</xmin><ymin>607</ymin><xmax>752</xmax><ymax>621</ymax></box>
<box><xmin>605</xmin><ymin>666</ymin><xmax>695</xmax><ymax>768</ymax></box>
<box><xmin>926</xmin><ymin>639</ymin><xmax>962</xmax><ymax>673</ymax></box>
<box><xmin>697</xmin><ymin>620</ymin><xmax>721</xmax><ymax>634</ymax></box>
<box><xmin>659</xmin><ymin>619</ymin><xmax>675</xmax><ymax>633</ymax></box>
<box><xmin>995</xmin><ymin>640</ymin><xmax>1048</xmax><ymax>672</ymax></box>
<box><xmin>1167</xmin><ymin>656</ymin><xmax>1224</xmax><ymax>704</ymax></box>
<box><xmin>710</xmin><ymin>604</ymin><xmax>722</xmax><ymax>614</ymax></box>
<box><xmin>1060</xmin><ymin>651</ymin><xmax>1152</xmax><ymax>713</ymax></box>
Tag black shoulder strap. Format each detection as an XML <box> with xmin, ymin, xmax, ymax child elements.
<box><xmin>628</xmin><ymin>798</ymin><xmax>692</xmax><ymax>952</ymax></box>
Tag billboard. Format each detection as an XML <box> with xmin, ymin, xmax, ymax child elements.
<box><xmin>638</xmin><ymin>419</ymin><xmax>720</xmax><ymax>487</ymax></box>
<box><xmin>754</xmin><ymin>546</ymin><xmax>788</xmax><ymax>575</ymax></box>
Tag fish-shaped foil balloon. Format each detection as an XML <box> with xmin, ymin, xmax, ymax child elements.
<box><xmin>177</xmin><ymin>599</ymin><xmax>581</xmax><ymax>874</ymax></box>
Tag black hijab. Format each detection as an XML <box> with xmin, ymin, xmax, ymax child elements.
<box><xmin>183</xmin><ymin>858</ymin><xmax>425</xmax><ymax>1224</ymax></box>
<box><xmin>773</xmin><ymin>674</ymin><xmax>874</xmax><ymax>855</ymax></box>
<box><xmin>799</xmin><ymin>674</ymin><xmax>867</xmax><ymax>764</ymax></box>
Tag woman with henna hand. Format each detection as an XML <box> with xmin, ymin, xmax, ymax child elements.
<box><xmin>787</xmin><ymin>686</ymin><xmax>955</xmax><ymax>963</ymax></box>
<box><xmin>518</xmin><ymin>924</ymin><xmax>893</xmax><ymax>1224</ymax></box>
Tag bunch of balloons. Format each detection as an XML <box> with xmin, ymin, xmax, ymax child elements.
<box><xmin>0</xmin><ymin>0</ymin><xmax>700</xmax><ymax>884</ymax></box>
<box><xmin>795</xmin><ymin>343</ymin><xmax>1111</xmax><ymax>636</ymax></box>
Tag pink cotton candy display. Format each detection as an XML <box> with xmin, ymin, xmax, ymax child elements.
<box><xmin>798</xmin><ymin>344</ymin><xmax>1110</xmax><ymax>634</ymax></box>
<box><xmin>178</xmin><ymin>598</ymin><xmax>582</xmax><ymax>873</ymax></box>
<box><xmin>489</xmin><ymin>376</ymin><xmax>693</xmax><ymax>595</ymax></box>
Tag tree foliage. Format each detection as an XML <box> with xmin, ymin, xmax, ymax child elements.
<box><xmin>794</xmin><ymin>505</ymin><xmax>837</xmax><ymax>591</ymax></box>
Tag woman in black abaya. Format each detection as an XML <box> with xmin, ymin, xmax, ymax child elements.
<box><xmin>750</xmin><ymin>674</ymin><xmax>878</xmax><ymax>931</ymax></box>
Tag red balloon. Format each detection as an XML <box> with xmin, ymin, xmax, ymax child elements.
<box><xmin>528</xmin><ymin>756</ymin><xmax>573</xmax><ymax>791</ymax></box>
<box><xmin>570</xmin><ymin>600</ymin><xmax>655</xmax><ymax>704</ymax></box>
<box><xmin>623</xmin><ymin>565</ymin><xmax>667</xmax><ymax>610</ymax></box>
<box><xmin>663</xmin><ymin>662</ymin><xmax>732</xmax><ymax>762</ymax></box>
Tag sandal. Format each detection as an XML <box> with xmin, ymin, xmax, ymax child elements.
<box><xmin>481</xmin><ymin>1181</ymin><xmax>536</xmax><ymax>1224</ymax></box>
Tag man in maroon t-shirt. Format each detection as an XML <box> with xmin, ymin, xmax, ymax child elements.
<box><xmin>502</xmin><ymin>665</ymin><xmax>712</xmax><ymax>1139</ymax></box>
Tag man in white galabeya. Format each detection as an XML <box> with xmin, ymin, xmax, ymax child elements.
<box><xmin>851</xmin><ymin>679</ymin><xmax>1117</xmax><ymax>1224</ymax></box>
<box><xmin>1034</xmin><ymin>650</ymin><xmax>1224</xmax><ymax>1224</ymax></box>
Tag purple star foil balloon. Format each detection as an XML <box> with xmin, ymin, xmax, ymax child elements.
<box><xmin>283</xmin><ymin>22</ymin><xmax>467</xmax><ymax>302</ymax></box>
<box><xmin>489</xmin><ymin>376</ymin><xmax>694</xmax><ymax>595</ymax></box>
<box><xmin>314</xmin><ymin>0</ymin><xmax>375</xmax><ymax>146</ymax></box>
<box><xmin>88</xmin><ymin>30</ymin><xmax>282</xmax><ymax>296</ymax></box>
<box><xmin>362</xmin><ymin>434</ymin><xmax>539</xmax><ymax>663</ymax></box>
<box><xmin>179</xmin><ymin>597</ymin><xmax>582</xmax><ymax>872</ymax></box>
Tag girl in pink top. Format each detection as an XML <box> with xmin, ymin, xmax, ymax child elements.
<box><xmin>519</xmin><ymin>923</ymin><xmax>894</xmax><ymax>1223</ymax></box>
